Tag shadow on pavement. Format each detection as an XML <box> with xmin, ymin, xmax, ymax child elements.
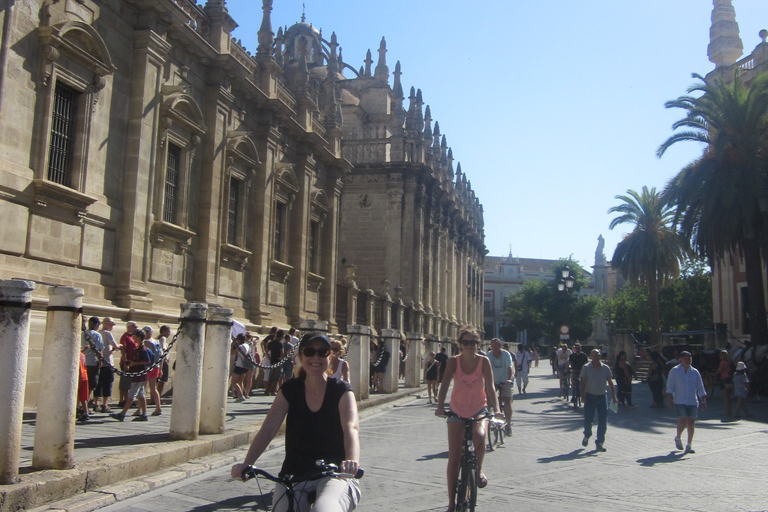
<box><xmin>186</xmin><ymin>493</ymin><xmax>272</xmax><ymax>511</ymax></box>
<box><xmin>537</xmin><ymin>449</ymin><xmax>597</xmax><ymax>463</ymax></box>
<box><xmin>636</xmin><ymin>451</ymin><xmax>687</xmax><ymax>466</ymax></box>
<box><xmin>75</xmin><ymin>432</ymin><xmax>169</xmax><ymax>449</ymax></box>
<box><xmin>417</xmin><ymin>450</ymin><xmax>449</xmax><ymax>461</ymax></box>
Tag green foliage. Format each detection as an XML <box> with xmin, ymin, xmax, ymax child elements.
<box><xmin>600</xmin><ymin>261</ymin><xmax>712</xmax><ymax>339</ymax></box>
<box><xmin>502</xmin><ymin>258</ymin><xmax>602</xmax><ymax>345</ymax></box>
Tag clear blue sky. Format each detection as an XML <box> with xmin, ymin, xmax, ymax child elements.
<box><xmin>224</xmin><ymin>0</ymin><xmax>767</xmax><ymax>269</ymax></box>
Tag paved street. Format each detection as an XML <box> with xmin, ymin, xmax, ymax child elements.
<box><xmin>71</xmin><ymin>365</ymin><xmax>768</xmax><ymax>512</ymax></box>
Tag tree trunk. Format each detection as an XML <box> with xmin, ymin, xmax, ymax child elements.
<box><xmin>648</xmin><ymin>274</ymin><xmax>660</xmax><ymax>348</ymax></box>
<box><xmin>742</xmin><ymin>238</ymin><xmax>768</xmax><ymax>345</ymax></box>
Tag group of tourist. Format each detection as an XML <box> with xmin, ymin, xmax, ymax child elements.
<box><xmin>77</xmin><ymin>317</ymin><xmax>168</xmax><ymax>423</ymax></box>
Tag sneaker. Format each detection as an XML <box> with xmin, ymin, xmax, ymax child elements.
<box><xmin>235</xmin><ymin>397</ymin><xmax>246</xmax><ymax>403</ymax></box>
<box><xmin>101</xmin><ymin>406</ymin><xmax>113</xmax><ymax>414</ymax></box>
<box><xmin>111</xmin><ymin>412</ymin><xmax>125</xmax><ymax>422</ymax></box>
<box><xmin>133</xmin><ymin>414</ymin><xmax>148</xmax><ymax>422</ymax></box>
<box><xmin>596</xmin><ymin>443</ymin><xmax>606</xmax><ymax>452</ymax></box>
<box><xmin>77</xmin><ymin>414</ymin><xmax>89</xmax><ymax>422</ymax></box>
<box><xmin>582</xmin><ymin>436</ymin><xmax>590</xmax><ymax>447</ymax></box>
<box><xmin>674</xmin><ymin>437</ymin><xmax>684</xmax><ymax>450</ymax></box>
<box><xmin>685</xmin><ymin>445</ymin><xmax>695</xmax><ymax>454</ymax></box>
<box><xmin>505</xmin><ymin>425</ymin><xmax>512</xmax><ymax>437</ymax></box>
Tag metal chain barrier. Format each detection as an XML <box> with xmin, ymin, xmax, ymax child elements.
<box><xmin>232</xmin><ymin>335</ymin><xmax>296</xmax><ymax>370</ymax></box>
<box><xmin>84</xmin><ymin>322</ymin><xmax>183</xmax><ymax>378</ymax></box>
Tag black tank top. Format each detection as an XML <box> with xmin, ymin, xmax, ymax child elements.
<box><xmin>280</xmin><ymin>376</ymin><xmax>352</xmax><ymax>478</ymax></box>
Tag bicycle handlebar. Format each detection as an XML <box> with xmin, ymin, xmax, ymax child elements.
<box><xmin>241</xmin><ymin>462</ymin><xmax>364</xmax><ymax>483</ymax></box>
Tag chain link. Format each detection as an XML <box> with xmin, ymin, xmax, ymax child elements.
<box><xmin>84</xmin><ymin>323</ymin><xmax>182</xmax><ymax>378</ymax></box>
<box><xmin>233</xmin><ymin>336</ymin><xmax>297</xmax><ymax>370</ymax></box>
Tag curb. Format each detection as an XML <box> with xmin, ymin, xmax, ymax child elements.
<box><xmin>3</xmin><ymin>387</ymin><xmax>425</xmax><ymax>512</ymax></box>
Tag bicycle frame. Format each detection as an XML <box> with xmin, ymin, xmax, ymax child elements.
<box><xmin>443</xmin><ymin>411</ymin><xmax>492</xmax><ymax>512</ymax></box>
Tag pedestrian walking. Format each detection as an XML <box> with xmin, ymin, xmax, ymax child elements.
<box><xmin>665</xmin><ymin>351</ymin><xmax>707</xmax><ymax>454</ymax></box>
<box><xmin>732</xmin><ymin>362</ymin><xmax>752</xmax><ymax>418</ymax></box>
<box><xmin>515</xmin><ymin>345</ymin><xmax>532</xmax><ymax>394</ymax></box>
<box><xmin>435</xmin><ymin>347</ymin><xmax>449</xmax><ymax>383</ymax></box>
<box><xmin>646</xmin><ymin>351</ymin><xmax>665</xmax><ymax>408</ymax></box>
<box><xmin>423</xmin><ymin>352</ymin><xmax>439</xmax><ymax>404</ymax></box>
<box><xmin>717</xmin><ymin>350</ymin><xmax>733</xmax><ymax>416</ymax></box>
<box><xmin>95</xmin><ymin>317</ymin><xmax>120</xmax><ymax>413</ymax></box>
<box><xmin>614</xmin><ymin>351</ymin><xmax>635</xmax><ymax>408</ymax></box>
<box><xmin>579</xmin><ymin>349</ymin><xmax>617</xmax><ymax>452</ymax></box>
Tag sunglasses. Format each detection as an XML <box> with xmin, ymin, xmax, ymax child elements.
<box><xmin>302</xmin><ymin>347</ymin><xmax>330</xmax><ymax>358</ymax></box>
<box><xmin>460</xmin><ymin>339</ymin><xmax>479</xmax><ymax>346</ymax></box>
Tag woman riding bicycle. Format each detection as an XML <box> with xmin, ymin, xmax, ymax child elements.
<box><xmin>231</xmin><ymin>332</ymin><xmax>361</xmax><ymax>511</ymax></box>
<box><xmin>435</xmin><ymin>325</ymin><xmax>500</xmax><ymax>512</ymax></box>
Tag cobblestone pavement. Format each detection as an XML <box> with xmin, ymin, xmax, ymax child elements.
<box><xmin>61</xmin><ymin>366</ymin><xmax>768</xmax><ymax>512</ymax></box>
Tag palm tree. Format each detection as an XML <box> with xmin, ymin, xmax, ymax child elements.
<box><xmin>658</xmin><ymin>71</ymin><xmax>768</xmax><ymax>345</ymax></box>
<box><xmin>608</xmin><ymin>187</ymin><xmax>689</xmax><ymax>347</ymax></box>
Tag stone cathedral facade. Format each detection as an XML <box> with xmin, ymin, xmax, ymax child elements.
<box><xmin>0</xmin><ymin>0</ymin><xmax>485</xmax><ymax>404</ymax></box>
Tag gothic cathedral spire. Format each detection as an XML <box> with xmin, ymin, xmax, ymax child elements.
<box><xmin>707</xmin><ymin>0</ymin><xmax>743</xmax><ymax>68</ymax></box>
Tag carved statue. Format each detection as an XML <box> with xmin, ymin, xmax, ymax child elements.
<box><xmin>595</xmin><ymin>234</ymin><xmax>607</xmax><ymax>266</ymax></box>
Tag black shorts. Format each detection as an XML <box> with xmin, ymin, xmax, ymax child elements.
<box><xmin>233</xmin><ymin>366</ymin><xmax>248</xmax><ymax>375</ymax></box>
<box><xmin>159</xmin><ymin>360</ymin><xmax>170</xmax><ymax>383</ymax></box>
<box><xmin>86</xmin><ymin>365</ymin><xmax>99</xmax><ymax>391</ymax></box>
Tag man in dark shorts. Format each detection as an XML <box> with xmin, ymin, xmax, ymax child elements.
<box><xmin>569</xmin><ymin>343</ymin><xmax>589</xmax><ymax>408</ymax></box>
<box><xmin>266</xmin><ymin>329</ymin><xmax>285</xmax><ymax>395</ymax></box>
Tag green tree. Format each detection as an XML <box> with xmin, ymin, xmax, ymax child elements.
<box><xmin>608</xmin><ymin>187</ymin><xmax>690</xmax><ymax>348</ymax></box>
<box><xmin>502</xmin><ymin>258</ymin><xmax>601</xmax><ymax>345</ymax></box>
<box><xmin>658</xmin><ymin>71</ymin><xmax>768</xmax><ymax>345</ymax></box>
<box><xmin>600</xmin><ymin>259</ymin><xmax>712</xmax><ymax>338</ymax></box>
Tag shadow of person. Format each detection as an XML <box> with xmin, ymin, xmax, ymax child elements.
<box><xmin>636</xmin><ymin>451</ymin><xmax>686</xmax><ymax>467</ymax></box>
<box><xmin>417</xmin><ymin>450</ymin><xmax>449</xmax><ymax>461</ymax></box>
<box><xmin>537</xmin><ymin>449</ymin><xmax>596</xmax><ymax>463</ymax></box>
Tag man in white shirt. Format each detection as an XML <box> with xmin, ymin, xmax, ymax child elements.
<box><xmin>515</xmin><ymin>346</ymin><xmax>532</xmax><ymax>395</ymax></box>
<box><xmin>666</xmin><ymin>351</ymin><xmax>707</xmax><ymax>454</ymax></box>
<box><xmin>579</xmin><ymin>349</ymin><xmax>617</xmax><ymax>452</ymax></box>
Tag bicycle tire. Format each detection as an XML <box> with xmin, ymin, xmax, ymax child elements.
<box><xmin>456</xmin><ymin>464</ymin><xmax>477</xmax><ymax>512</ymax></box>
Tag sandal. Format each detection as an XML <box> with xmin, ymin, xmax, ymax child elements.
<box><xmin>477</xmin><ymin>473</ymin><xmax>488</xmax><ymax>488</ymax></box>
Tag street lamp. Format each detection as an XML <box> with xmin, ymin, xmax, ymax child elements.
<box><xmin>557</xmin><ymin>266</ymin><xmax>575</xmax><ymax>293</ymax></box>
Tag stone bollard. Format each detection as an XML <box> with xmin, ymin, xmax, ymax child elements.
<box><xmin>0</xmin><ymin>279</ymin><xmax>35</xmax><ymax>484</ymax></box>
<box><xmin>404</xmin><ymin>332</ymin><xmax>424</xmax><ymax>388</ymax></box>
<box><xmin>381</xmin><ymin>329</ymin><xmax>401</xmax><ymax>393</ymax></box>
<box><xmin>169</xmin><ymin>303</ymin><xmax>208</xmax><ymax>440</ymax></box>
<box><xmin>346</xmin><ymin>325</ymin><xmax>371</xmax><ymax>400</ymax></box>
<box><xmin>32</xmin><ymin>286</ymin><xmax>84</xmax><ymax>470</ymax></box>
<box><xmin>199</xmin><ymin>306</ymin><xmax>233</xmax><ymax>435</ymax></box>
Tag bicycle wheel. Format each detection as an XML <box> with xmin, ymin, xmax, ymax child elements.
<box><xmin>456</xmin><ymin>463</ymin><xmax>477</xmax><ymax>511</ymax></box>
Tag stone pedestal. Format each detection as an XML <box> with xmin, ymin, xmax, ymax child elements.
<box><xmin>381</xmin><ymin>329</ymin><xmax>401</xmax><ymax>393</ymax></box>
<box><xmin>199</xmin><ymin>306</ymin><xmax>233</xmax><ymax>435</ymax></box>
<box><xmin>346</xmin><ymin>325</ymin><xmax>371</xmax><ymax>400</ymax></box>
<box><xmin>169</xmin><ymin>303</ymin><xmax>208</xmax><ymax>440</ymax></box>
<box><xmin>32</xmin><ymin>286</ymin><xmax>83</xmax><ymax>470</ymax></box>
<box><xmin>404</xmin><ymin>332</ymin><xmax>423</xmax><ymax>388</ymax></box>
<box><xmin>0</xmin><ymin>279</ymin><xmax>35</xmax><ymax>483</ymax></box>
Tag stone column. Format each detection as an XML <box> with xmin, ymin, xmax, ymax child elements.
<box><xmin>381</xmin><ymin>329</ymin><xmax>401</xmax><ymax>393</ymax></box>
<box><xmin>170</xmin><ymin>303</ymin><xmax>208</xmax><ymax>440</ymax></box>
<box><xmin>199</xmin><ymin>306</ymin><xmax>233</xmax><ymax>435</ymax></box>
<box><xmin>0</xmin><ymin>280</ymin><xmax>34</xmax><ymax>483</ymax></box>
<box><xmin>32</xmin><ymin>286</ymin><xmax>83</xmax><ymax>470</ymax></box>
<box><xmin>404</xmin><ymin>331</ymin><xmax>423</xmax><ymax>388</ymax></box>
<box><xmin>346</xmin><ymin>325</ymin><xmax>371</xmax><ymax>400</ymax></box>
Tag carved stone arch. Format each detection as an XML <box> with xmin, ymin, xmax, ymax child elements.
<box><xmin>275</xmin><ymin>167</ymin><xmax>300</xmax><ymax>195</ymax></box>
<box><xmin>38</xmin><ymin>20</ymin><xmax>116</xmax><ymax>86</ymax></box>
<box><xmin>226</xmin><ymin>134</ymin><xmax>261</xmax><ymax>172</ymax></box>
<box><xmin>161</xmin><ymin>92</ymin><xmax>207</xmax><ymax>136</ymax></box>
<box><xmin>310</xmin><ymin>189</ymin><xmax>330</xmax><ymax>215</ymax></box>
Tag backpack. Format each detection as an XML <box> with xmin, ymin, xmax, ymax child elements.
<box><xmin>144</xmin><ymin>341</ymin><xmax>160</xmax><ymax>366</ymax></box>
<box><xmin>239</xmin><ymin>344</ymin><xmax>257</xmax><ymax>369</ymax></box>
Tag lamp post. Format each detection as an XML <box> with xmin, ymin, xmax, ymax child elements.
<box><xmin>557</xmin><ymin>266</ymin><xmax>575</xmax><ymax>293</ymax></box>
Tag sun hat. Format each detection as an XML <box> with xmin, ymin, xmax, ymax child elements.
<box><xmin>736</xmin><ymin>361</ymin><xmax>747</xmax><ymax>371</ymax></box>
